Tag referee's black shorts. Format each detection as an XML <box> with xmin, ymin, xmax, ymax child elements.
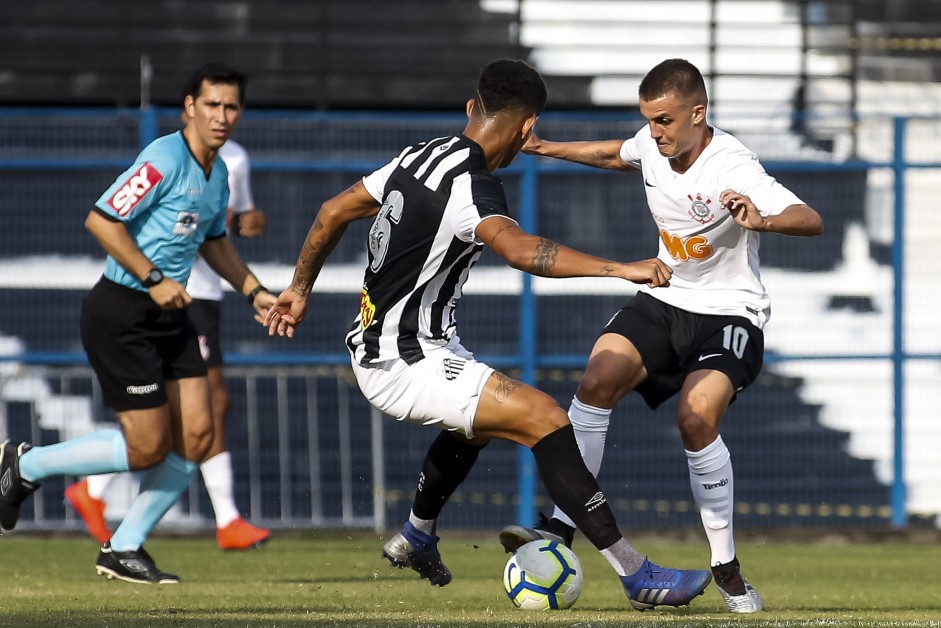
<box><xmin>601</xmin><ymin>292</ymin><xmax>764</xmax><ymax>409</ymax></box>
<box><xmin>80</xmin><ymin>278</ymin><xmax>207</xmax><ymax>411</ymax></box>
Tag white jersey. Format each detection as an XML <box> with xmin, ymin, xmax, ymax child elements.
<box><xmin>187</xmin><ymin>139</ymin><xmax>256</xmax><ymax>301</ymax></box>
<box><xmin>619</xmin><ymin>126</ymin><xmax>803</xmax><ymax>328</ymax></box>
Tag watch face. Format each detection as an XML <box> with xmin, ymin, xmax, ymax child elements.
<box><xmin>144</xmin><ymin>268</ymin><xmax>164</xmax><ymax>286</ymax></box>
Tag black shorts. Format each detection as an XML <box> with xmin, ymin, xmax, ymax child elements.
<box><xmin>80</xmin><ymin>278</ymin><xmax>207</xmax><ymax>411</ymax></box>
<box><xmin>187</xmin><ymin>298</ymin><xmax>224</xmax><ymax>368</ymax></box>
<box><xmin>601</xmin><ymin>292</ymin><xmax>764</xmax><ymax>409</ymax></box>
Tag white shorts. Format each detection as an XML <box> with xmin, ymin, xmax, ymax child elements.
<box><xmin>350</xmin><ymin>340</ymin><xmax>494</xmax><ymax>439</ymax></box>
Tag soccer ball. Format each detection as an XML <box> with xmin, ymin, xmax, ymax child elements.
<box><xmin>502</xmin><ymin>540</ymin><xmax>583</xmax><ymax>610</ymax></box>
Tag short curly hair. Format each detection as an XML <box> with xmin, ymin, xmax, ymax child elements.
<box><xmin>476</xmin><ymin>59</ymin><xmax>547</xmax><ymax>116</ymax></box>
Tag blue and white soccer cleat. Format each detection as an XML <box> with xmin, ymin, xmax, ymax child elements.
<box><xmin>620</xmin><ymin>557</ymin><xmax>712</xmax><ymax>611</ymax></box>
<box><xmin>381</xmin><ymin>521</ymin><xmax>452</xmax><ymax>587</ymax></box>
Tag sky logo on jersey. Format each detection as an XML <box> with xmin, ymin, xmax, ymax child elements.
<box><xmin>660</xmin><ymin>230</ymin><xmax>714</xmax><ymax>261</ymax></box>
<box><xmin>108</xmin><ymin>163</ymin><xmax>163</xmax><ymax>216</ymax></box>
<box><xmin>360</xmin><ymin>288</ymin><xmax>376</xmax><ymax>329</ymax></box>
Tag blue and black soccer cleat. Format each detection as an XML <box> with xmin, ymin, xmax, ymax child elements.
<box><xmin>382</xmin><ymin>521</ymin><xmax>452</xmax><ymax>587</ymax></box>
<box><xmin>620</xmin><ymin>557</ymin><xmax>712</xmax><ymax>611</ymax></box>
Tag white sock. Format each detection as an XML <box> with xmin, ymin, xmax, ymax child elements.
<box><xmin>85</xmin><ymin>473</ymin><xmax>115</xmax><ymax>500</ymax></box>
<box><xmin>200</xmin><ymin>451</ymin><xmax>240</xmax><ymax>528</ymax></box>
<box><xmin>552</xmin><ymin>397</ymin><xmax>611</xmax><ymax>529</ymax></box>
<box><xmin>408</xmin><ymin>510</ymin><xmax>436</xmax><ymax>536</ymax></box>
<box><xmin>600</xmin><ymin>538</ymin><xmax>645</xmax><ymax>577</ymax></box>
<box><xmin>687</xmin><ymin>436</ymin><xmax>736</xmax><ymax>566</ymax></box>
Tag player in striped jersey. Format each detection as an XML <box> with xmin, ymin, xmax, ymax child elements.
<box><xmin>266</xmin><ymin>59</ymin><xmax>713</xmax><ymax>610</ymax></box>
<box><xmin>498</xmin><ymin>59</ymin><xmax>824</xmax><ymax>613</ymax></box>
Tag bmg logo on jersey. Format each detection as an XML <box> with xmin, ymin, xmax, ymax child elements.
<box><xmin>173</xmin><ymin>211</ymin><xmax>199</xmax><ymax>236</ymax></box>
<box><xmin>660</xmin><ymin>229</ymin><xmax>714</xmax><ymax>261</ymax></box>
<box><xmin>109</xmin><ymin>163</ymin><xmax>163</xmax><ymax>216</ymax></box>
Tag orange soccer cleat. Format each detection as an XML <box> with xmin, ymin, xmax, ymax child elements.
<box><xmin>216</xmin><ymin>517</ymin><xmax>271</xmax><ymax>551</ymax></box>
<box><xmin>64</xmin><ymin>479</ymin><xmax>111</xmax><ymax>544</ymax></box>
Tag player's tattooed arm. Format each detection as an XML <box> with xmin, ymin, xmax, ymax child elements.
<box><xmin>290</xmin><ymin>182</ymin><xmax>377</xmax><ymax>297</ymax></box>
<box><xmin>531</xmin><ymin>238</ymin><xmax>560</xmax><ymax>276</ymax></box>
<box><xmin>291</xmin><ymin>217</ymin><xmax>334</xmax><ymax>296</ymax></box>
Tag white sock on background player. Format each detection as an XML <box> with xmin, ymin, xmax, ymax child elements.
<box><xmin>201</xmin><ymin>451</ymin><xmax>240</xmax><ymax>528</ymax></box>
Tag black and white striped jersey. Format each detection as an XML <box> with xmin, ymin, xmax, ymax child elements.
<box><xmin>346</xmin><ymin>134</ymin><xmax>515</xmax><ymax>366</ymax></box>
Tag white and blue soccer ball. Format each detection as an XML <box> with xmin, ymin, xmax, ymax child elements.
<box><xmin>502</xmin><ymin>539</ymin><xmax>583</xmax><ymax>610</ymax></box>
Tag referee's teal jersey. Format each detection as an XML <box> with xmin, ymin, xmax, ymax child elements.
<box><xmin>94</xmin><ymin>131</ymin><xmax>229</xmax><ymax>291</ymax></box>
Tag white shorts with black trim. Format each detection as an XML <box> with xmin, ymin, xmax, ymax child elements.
<box><xmin>350</xmin><ymin>339</ymin><xmax>494</xmax><ymax>439</ymax></box>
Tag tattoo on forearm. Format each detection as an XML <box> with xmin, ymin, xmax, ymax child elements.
<box><xmin>292</xmin><ymin>219</ymin><xmax>326</xmax><ymax>294</ymax></box>
<box><xmin>531</xmin><ymin>238</ymin><xmax>560</xmax><ymax>276</ymax></box>
<box><xmin>600</xmin><ymin>264</ymin><xmax>614</xmax><ymax>276</ymax></box>
<box><xmin>493</xmin><ymin>372</ymin><xmax>519</xmax><ymax>403</ymax></box>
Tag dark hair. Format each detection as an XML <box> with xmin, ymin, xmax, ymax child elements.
<box><xmin>182</xmin><ymin>62</ymin><xmax>248</xmax><ymax>104</ymax></box>
<box><xmin>639</xmin><ymin>59</ymin><xmax>707</xmax><ymax>107</ymax></box>
<box><xmin>476</xmin><ymin>59</ymin><xmax>547</xmax><ymax>116</ymax></box>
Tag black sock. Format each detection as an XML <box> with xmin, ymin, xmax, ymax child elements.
<box><xmin>531</xmin><ymin>425</ymin><xmax>621</xmax><ymax>550</ymax></box>
<box><xmin>412</xmin><ymin>431</ymin><xmax>485</xmax><ymax>521</ymax></box>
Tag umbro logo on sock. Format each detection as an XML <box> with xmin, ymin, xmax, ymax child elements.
<box><xmin>584</xmin><ymin>491</ymin><xmax>606</xmax><ymax>511</ymax></box>
<box><xmin>0</xmin><ymin>468</ymin><xmax>11</xmax><ymax>494</ymax></box>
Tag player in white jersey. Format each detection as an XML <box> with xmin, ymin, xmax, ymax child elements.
<box><xmin>265</xmin><ymin>59</ymin><xmax>717</xmax><ymax>611</ymax></box>
<box><xmin>498</xmin><ymin>59</ymin><xmax>823</xmax><ymax>613</ymax></box>
<box><xmin>64</xmin><ymin>139</ymin><xmax>271</xmax><ymax>551</ymax></box>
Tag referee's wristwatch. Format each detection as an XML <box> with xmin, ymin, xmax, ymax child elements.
<box><xmin>142</xmin><ymin>267</ymin><xmax>164</xmax><ymax>288</ymax></box>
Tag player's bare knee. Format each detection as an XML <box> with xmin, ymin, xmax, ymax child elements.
<box><xmin>521</xmin><ymin>404</ymin><xmax>569</xmax><ymax>444</ymax></box>
<box><xmin>188</xmin><ymin>427</ymin><xmax>215</xmax><ymax>461</ymax></box>
<box><xmin>126</xmin><ymin>438</ymin><xmax>173</xmax><ymax>470</ymax></box>
<box><xmin>575</xmin><ymin>372</ymin><xmax>621</xmax><ymax>408</ymax></box>
<box><xmin>676</xmin><ymin>410</ymin><xmax>717</xmax><ymax>449</ymax></box>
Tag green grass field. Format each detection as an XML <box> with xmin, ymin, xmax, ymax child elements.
<box><xmin>2</xmin><ymin>531</ymin><xmax>940</xmax><ymax>627</ymax></box>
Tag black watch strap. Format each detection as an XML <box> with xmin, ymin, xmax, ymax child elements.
<box><xmin>142</xmin><ymin>267</ymin><xmax>164</xmax><ymax>288</ymax></box>
<box><xmin>247</xmin><ymin>284</ymin><xmax>268</xmax><ymax>304</ymax></box>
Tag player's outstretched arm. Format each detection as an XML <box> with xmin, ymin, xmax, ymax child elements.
<box><xmin>477</xmin><ymin>216</ymin><xmax>671</xmax><ymax>287</ymax></box>
<box><xmin>266</xmin><ymin>180</ymin><xmax>381</xmax><ymax>337</ymax></box>
<box><xmin>523</xmin><ymin>131</ymin><xmax>633</xmax><ymax>171</ymax></box>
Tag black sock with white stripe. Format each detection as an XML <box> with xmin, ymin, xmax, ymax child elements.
<box><xmin>531</xmin><ymin>425</ymin><xmax>622</xmax><ymax>551</ymax></box>
<box><xmin>411</xmin><ymin>431</ymin><xmax>485</xmax><ymax>527</ymax></box>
